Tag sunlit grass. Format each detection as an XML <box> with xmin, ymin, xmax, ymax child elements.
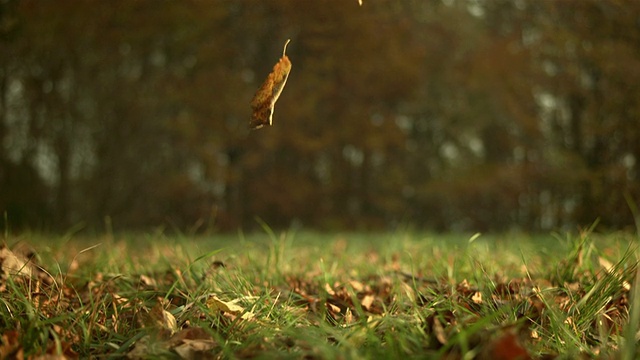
<box><xmin>0</xmin><ymin>230</ymin><xmax>637</xmax><ymax>358</ymax></box>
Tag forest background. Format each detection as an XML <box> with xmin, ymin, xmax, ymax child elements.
<box><xmin>1</xmin><ymin>0</ymin><xmax>639</xmax><ymax>233</ymax></box>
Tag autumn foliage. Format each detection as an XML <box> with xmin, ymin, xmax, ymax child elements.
<box><xmin>0</xmin><ymin>0</ymin><xmax>639</xmax><ymax>232</ymax></box>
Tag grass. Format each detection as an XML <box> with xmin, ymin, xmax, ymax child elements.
<box><xmin>0</xmin><ymin>229</ymin><xmax>638</xmax><ymax>359</ymax></box>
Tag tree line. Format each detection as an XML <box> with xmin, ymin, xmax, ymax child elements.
<box><xmin>0</xmin><ymin>0</ymin><xmax>638</xmax><ymax>233</ymax></box>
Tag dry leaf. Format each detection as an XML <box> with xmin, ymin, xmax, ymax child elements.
<box><xmin>483</xmin><ymin>331</ymin><xmax>532</xmax><ymax>360</ymax></box>
<box><xmin>0</xmin><ymin>245</ymin><xmax>33</xmax><ymax>279</ymax></box>
<box><xmin>0</xmin><ymin>244</ymin><xmax>52</xmax><ymax>290</ymax></box>
<box><xmin>139</xmin><ymin>274</ymin><xmax>157</xmax><ymax>288</ymax></box>
<box><xmin>472</xmin><ymin>291</ymin><xmax>483</xmax><ymax>304</ymax></box>
<box><xmin>432</xmin><ymin>316</ymin><xmax>448</xmax><ymax>345</ymax></box>
<box><xmin>206</xmin><ymin>296</ymin><xmax>254</xmax><ymax>320</ymax></box>
<box><xmin>206</xmin><ymin>296</ymin><xmax>245</xmax><ymax>313</ymax></box>
<box><xmin>129</xmin><ymin>327</ymin><xmax>217</xmax><ymax>360</ymax></box>
<box><xmin>250</xmin><ymin>39</ymin><xmax>292</xmax><ymax>130</ymax></box>
<box><xmin>0</xmin><ymin>330</ymin><xmax>22</xmax><ymax>360</ymax></box>
<box><xmin>149</xmin><ymin>301</ymin><xmax>178</xmax><ymax>335</ymax></box>
<box><xmin>170</xmin><ymin>327</ymin><xmax>217</xmax><ymax>360</ymax></box>
<box><xmin>324</xmin><ymin>282</ymin><xmax>336</xmax><ymax>296</ymax></box>
<box><xmin>361</xmin><ymin>294</ymin><xmax>375</xmax><ymax>311</ymax></box>
<box><xmin>327</xmin><ymin>302</ymin><xmax>341</xmax><ymax>319</ymax></box>
<box><xmin>599</xmin><ymin>256</ymin><xmax>631</xmax><ymax>291</ymax></box>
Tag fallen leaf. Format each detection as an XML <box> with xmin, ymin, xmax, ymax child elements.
<box><xmin>0</xmin><ymin>244</ymin><xmax>52</xmax><ymax>290</ymax></box>
<box><xmin>483</xmin><ymin>331</ymin><xmax>532</xmax><ymax>360</ymax></box>
<box><xmin>174</xmin><ymin>339</ymin><xmax>217</xmax><ymax>359</ymax></box>
<box><xmin>324</xmin><ymin>282</ymin><xmax>336</xmax><ymax>296</ymax></box>
<box><xmin>349</xmin><ymin>280</ymin><xmax>365</xmax><ymax>292</ymax></box>
<box><xmin>599</xmin><ymin>256</ymin><xmax>631</xmax><ymax>291</ymax></box>
<box><xmin>343</xmin><ymin>308</ymin><xmax>354</xmax><ymax>325</ymax></box>
<box><xmin>0</xmin><ymin>330</ymin><xmax>22</xmax><ymax>359</ymax></box>
<box><xmin>206</xmin><ymin>296</ymin><xmax>254</xmax><ymax>320</ymax></box>
<box><xmin>149</xmin><ymin>301</ymin><xmax>178</xmax><ymax>335</ymax></box>
<box><xmin>472</xmin><ymin>291</ymin><xmax>483</xmax><ymax>304</ymax></box>
<box><xmin>327</xmin><ymin>302</ymin><xmax>341</xmax><ymax>315</ymax></box>
<box><xmin>206</xmin><ymin>296</ymin><xmax>245</xmax><ymax>313</ymax></box>
<box><xmin>250</xmin><ymin>39</ymin><xmax>292</xmax><ymax>130</ymax></box>
<box><xmin>170</xmin><ymin>327</ymin><xmax>217</xmax><ymax>359</ymax></box>
<box><xmin>139</xmin><ymin>274</ymin><xmax>157</xmax><ymax>288</ymax></box>
<box><xmin>360</xmin><ymin>294</ymin><xmax>375</xmax><ymax>311</ymax></box>
<box><xmin>128</xmin><ymin>327</ymin><xmax>217</xmax><ymax>359</ymax></box>
<box><xmin>0</xmin><ymin>245</ymin><xmax>33</xmax><ymax>279</ymax></box>
<box><xmin>126</xmin><ymin>335</ymin><xmax>152</xmax><ymax>359</ymax></box>
<box><xmin>432</xmin><ymin>316</ymin><xmax>447</xmax><ymax>345</ymax></box>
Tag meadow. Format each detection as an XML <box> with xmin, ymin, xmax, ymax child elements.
<box><xmin>0</xmin><ymin>228</ymin><xmax>638</xmax><ymax>359</ymax></box>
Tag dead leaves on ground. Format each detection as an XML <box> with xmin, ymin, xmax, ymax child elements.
<box><xmin>0</xmin><ymin>241</ymin><xmax>636</xmax><ymax>359</ymax></box>
<box><xmin>128</xmin><ymin>326</ymin><xmax>217</xmax><ymax>360</ymax></box>
<box><xmin>0</xmin><ymin>243</ymin><xmax>51</xmax><ymax>291</ymax></box>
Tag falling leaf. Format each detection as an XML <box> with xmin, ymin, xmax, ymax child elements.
<box><xmin>250</xmin><ymin>39</ymin><xmax>292</xmax><ymax>130</ymax></box>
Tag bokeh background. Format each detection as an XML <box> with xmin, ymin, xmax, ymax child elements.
<box><xmin>1</xmin><ymin>0</ymin><xmax>639</xmax><ymax>233</ymax></box>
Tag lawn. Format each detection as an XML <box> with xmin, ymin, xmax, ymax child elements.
<box><xmin>0</xmin><ymin>228</ymin><xmax>638</xmax><ymax>359</ymax></box>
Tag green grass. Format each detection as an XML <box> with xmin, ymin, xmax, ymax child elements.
<box><xmin>0</xmin><ymin>229</ymin><xmax>638</xmax><ymax>358</ymax></box>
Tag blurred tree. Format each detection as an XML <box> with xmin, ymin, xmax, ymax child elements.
<box><xmin>0</xmin><ymin>0</ymin><xmax>638</xmax><ymax>233</ymax></box>
<box><xmin>483</xmin><ymin>0</ymin><xmax>640</xmax><ymax>229</ymax></box>
<box><xmin>0</xmin><ymin>0</ymin><xmax>52</xmax><ymax>229</ymax></box>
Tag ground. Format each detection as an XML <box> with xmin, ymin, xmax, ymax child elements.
<box><xmin>0</xmin><ymin>229</ymin><xmax>637</xmax><ymax>359</ymax></box>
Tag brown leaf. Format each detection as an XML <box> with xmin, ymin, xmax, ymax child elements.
<box><xmin>360</xmin><ymin>294</ymin><xmax>375</xmax><ymax>311</ymax></box>
<box><xmin>471</xmin><ymin>291</ymin><xmax>483</xmax><ymax>304</ymax></box>
<box><xmin>149</xmin><ymin>301</ymin><xmax>178</xmax><ymax>335</ymax></box>
<box><xmin>0</xmin><ymin>245</ymin><xmax>33</xmax><ymax>279</ymax></box>
<box><xmin>206</xmin><ymin>296</ymin><xmax>254</xmax><ymax>320</ymax></box>
<box><xmin>250</xmin><ymin>39</ymin><xmax>292</xmax><ymax>130</ymax></box>
<box><xmin>139</xmin><ymin>274</ymin><xmax>157</xmax><ymax>288</ymax></box>
<box><xmin>327</xmin><ymin>302</ymin><xmax>341</xmax><ymax>315</ymax></box>
<box><xmin>206</xmin><ymin>296</ymin><xmax>244</xmax><ymax>313</ymax></box>
<box><xmin>599</xmin><ymin>256</ymin><xmax>631</xmax><ymax>291</ymax></box>
<box><xmin>0</xmin><ymin>244</ymin><xmax>52</xmax><ymax>290</ymax></box>
<box><xmin>432</xmin><ymin>316</ymin><xmax>447</xmax><ymax>345</ymax></box>
<box><xmin>0</xmin><ymin>330</ymin><xmax>23</xmax><ymax>360</ymax></box>
<box><xmin>482</xmin><ymin>331</ymin><xmax>532</xmax><ymax>360</ymax></box>
<box><xmin>128</xmin><ymin>327</ymin><xmax>217</xmax><ymax>360</ymax></box>
<box><xmin>170</xmin><ymin>328</ymin><xmax>217</xmax><ymax>360</ymax></box>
